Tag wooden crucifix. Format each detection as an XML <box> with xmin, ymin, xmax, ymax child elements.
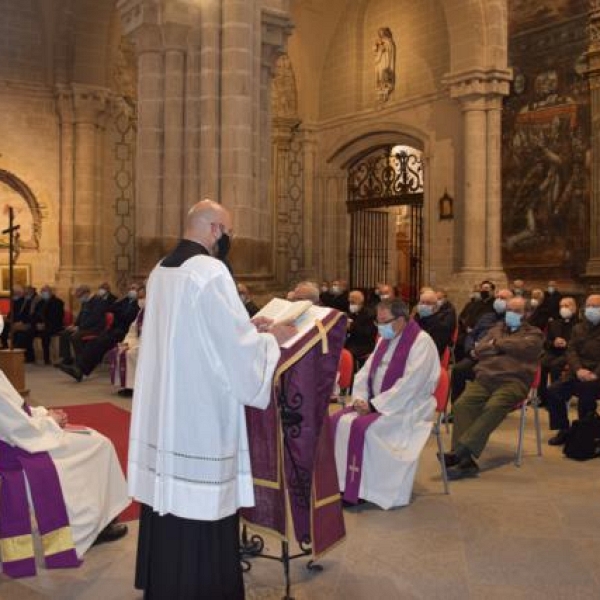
<box><xmin>2</xmin><ymin>206</ymin><xmax>21</xmax><ymax>350</ymax></box>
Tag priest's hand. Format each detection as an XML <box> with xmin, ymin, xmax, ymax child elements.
<box><xmin>251</xmin><ymin>316</ymin><xmax>274</xmax><ymax>333</ymax></box>
<box><xmin>270</xmin><ymin>323</ymin><xmax>297</xmax><ymax>345</ymax></box>
<box><xmin>353</xmin><ymin>399</ymin><xmax>371</xmax><ymax>416</ymax></box>
<box><xmin>49</xmin><ymin>409</ymin><xmax>68</xmax><ymax>428</ymax></box>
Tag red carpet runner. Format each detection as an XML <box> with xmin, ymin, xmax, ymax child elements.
<box><xmin>56</xmin><ymin>402</ymin><xmax>139</xmax><ymax>522</ymax></box>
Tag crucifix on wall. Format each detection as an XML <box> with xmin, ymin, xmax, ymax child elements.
<box><xmin>2</xmin><ymin>206</ymin><xmax>21</xmax><ymax>349</ymax></box>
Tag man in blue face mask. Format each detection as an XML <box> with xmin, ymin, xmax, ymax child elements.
<box><xmin>450</xmin><ymin>289</ymin><xmax>514</xmax><ymax>405</ymax></box>
<box><xmin>414</xmin><ymin>289</ymin><xmax>453</xmax><ymax>358</ymax></box>
<box><xmin>444</xmin><ymin>296</ymin><xmax>543</xmax><ymax>479</ymax></box>
<box><xmin>331</xmin><ymin>298</ymin><xmax>440</xmax><ymax>509</ymax></box>
<box><xmin>546</xmin><ymin>294</ymin><xmax>600</xmax><ymax>446</ymax></box>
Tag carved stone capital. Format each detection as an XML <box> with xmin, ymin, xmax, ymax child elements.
<box><xmin>71</xmin><ymin>85</ymin><xmax>111</xmax><ymax>125</ymax></box>
<box><xmin>117</xmin><ymin>0</ymin><xmax>159</xmax><ymax>37</ymax></box>
<box><xmin>261</xmin><ymin>9</ymin><xmax>294</xmax><ymax>74</ymax></box>
<box><xmin>443</xmin><ymin>68</ymin><xmax>513</xmax><ymax>103</ymax></box>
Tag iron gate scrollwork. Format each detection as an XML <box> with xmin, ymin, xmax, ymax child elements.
<box><xmin>347</xmin><ymin>145</ymin><xmax>424</xmax><ymax>305</ymax></box>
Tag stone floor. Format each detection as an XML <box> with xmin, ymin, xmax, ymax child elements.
<box><xmin>1</xmin><ymin>363</ymin><xmax>600</xmax><ymax>599</ymax></box>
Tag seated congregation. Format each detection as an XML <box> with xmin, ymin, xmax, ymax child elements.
<box><xmin>0</xmin><ymin>280</ymin><xmax>600</xmax><ymax>576</ymax></box>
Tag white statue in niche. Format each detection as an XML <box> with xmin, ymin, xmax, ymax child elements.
<box><xmin>374</xmin><ymin>27</ymin><xmax>396</xmax><ymax>101</ymax></box>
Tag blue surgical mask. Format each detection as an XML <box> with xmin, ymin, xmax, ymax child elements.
<box><xmin>505</xmin><ymin>311</ymin><xmax>523</xmax><ymax>330</ymax></box>
<box><xmin>127</xmin><ymin>290</ymin><xmax>138</xmax><ymax>300</ymax></box>
<box><xmin>41</xmin><ymin>291</ymin><xmax>50</xmax><ymax>301</ymax></box>
<box><xmin>417</xmin><ymin>304</ymin><xmax>434</xmax><ymax>318</ymax></box>
<box><xmin>548</xmin><ymin>286</ymin><xmax>555</xmax><ymax>294</ymax></box>
<box><xmin>377</xmin><ymin>322</ymin><xmax>396</xmax><ymax>340</ymax></box>
<box><xmin>493</xmin><ymin>298</ymin><xmax>507</xmax><ymax>314</ymax></box>
<box><xmin>585</xmin><ymin>306</ymin><xmax>600</xmax><ymax>326</ymax></box>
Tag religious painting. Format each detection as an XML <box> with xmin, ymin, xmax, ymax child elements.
<box><xmin>508</xmin><ymin>0</ymin><xmax>587</xmax><ymax>36</ymax></box>
<box><xmin>502</xmin><ymin>4</ymin><xmax>590</xmax><ymax>279</ymax></box>
<box><xmin>0</xmin><ymin>265</ymin><xmax>31</xmax><ymax>295</ymax></box>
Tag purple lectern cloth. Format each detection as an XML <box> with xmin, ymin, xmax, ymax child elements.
<box><xmin>242</xmin><ymin>310</ymin><xmax>346</xmax><ymax>557</ymax></box>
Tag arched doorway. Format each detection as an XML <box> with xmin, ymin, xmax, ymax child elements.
<box><xmin>347</xmin><ymin>144</ymin><xmax>424</xmax><ymax>304</ymax></box>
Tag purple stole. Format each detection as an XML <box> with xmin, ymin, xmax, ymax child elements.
<box><xmin>109</xmin><ymin>309</ymin><xmax>143</xmax><ymax>388</ymax></box>
<box><xmin>330</xmin><ymin>319</ymin><xmax>421</xmax><ymax>504</ymax></box>
<box><xmin>0</xmin><ymin>437</ymin><xmax>81</xmax><ymax>577</ymax></box>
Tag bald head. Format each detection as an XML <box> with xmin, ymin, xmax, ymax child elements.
<box><xmin>507</xmin><ymin>296</ymin><xmax>526</xmax><ymax>314</ymax></box>
<box><xmin>184</xmin><ymin>199</ymin><xmax>232</xmax><ymax>255</ymax></box>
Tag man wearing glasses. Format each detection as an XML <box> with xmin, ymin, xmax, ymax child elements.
<box><xmin>332</xmin><ymin>298</ymin><xmax>440</xmax><ymax>509</ymax></box>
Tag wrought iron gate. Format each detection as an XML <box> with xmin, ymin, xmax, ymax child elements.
<box><xmin>347</xmin><ymin>145</ymin><xmax>424</xmax><ymax>305</ymax></box>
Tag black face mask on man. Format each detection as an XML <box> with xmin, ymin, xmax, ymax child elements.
<box><xmin>216</xmin><ymin>231</ymin><xmax>231</xmax><ymax>260</ymax></box>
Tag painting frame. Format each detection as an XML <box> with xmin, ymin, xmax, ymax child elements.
<box><xmin>0</xmin><ymin>264</ymin><xmax>31</xmax><ymax>295</ymax></box>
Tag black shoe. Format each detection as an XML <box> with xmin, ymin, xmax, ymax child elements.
<box><xmin>93</xmin><ymin>522</ymin><xmax>128</xmax><ymax>546</ymax></box>
<box><xmin>437</xmin><ymin>452</ymin><xmax>460</xmax><ymax>467</ymax></box>
<box><xmin>548</xmin><ymin>429</ymin><xmax>569</xmax><ymax>446</ymax></box>
<box><xmin>54</xmin><ymin>358</ymin><xmax>73</xmax><ymax>368</ymax></box>
<box><xmin>441</xmin><ymin>413</ymin><xmax>454</xmax><ymax>424</ymax></box>
<box><xmin>58</xmin><ymin>363</ymin><xmax>83</xmax><ymax>382</ymax></box>
<box><xmin>117</xmin><ymin>388</ymin><xmax>133</xmax><ymax>398</ymax></box>
<box><xmin>446</xmin><ymin>456</ymin><xmax>479</xmax><ymax>480</ymax></box>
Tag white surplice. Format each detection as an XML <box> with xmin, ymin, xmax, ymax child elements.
<box><xmin>128</xmin><ymin>255</ymin><xmax>281</xmax><ymax>521</ymax></box>
<box><xmin>334</xmin><ymin>330</ymin><xmax>440</xmax><ymax>509</ymax></box>
<box><xmin>0</xmin><ymin>370</ymin><xmax>130</xmax><ymax>557</ymax></box>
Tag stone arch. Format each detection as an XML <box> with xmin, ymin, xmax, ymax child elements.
<box><xmin>325</xmin><ymin>123</ymin><xmax>428</xmax><ymax>170</ymax></box>
<box><xmin>0</xmin><ymin>170</ymin><xmax>42</xmax><ymax>251</ymax></box>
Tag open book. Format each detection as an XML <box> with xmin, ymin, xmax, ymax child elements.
<box><xmin>256</xmin><ymin>298</ymin><xmax>334</xmax><ymax>349</ymax></box>
<box><xmin>254</xmin><ymin>297</ymin><xmax>313</xmax><ymax>326</ymax></box>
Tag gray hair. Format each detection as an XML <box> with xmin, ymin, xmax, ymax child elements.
<box><xmin>377</xmin><ymin>298</ymin><xmax>409</xmax><ymax>319</ymax></box>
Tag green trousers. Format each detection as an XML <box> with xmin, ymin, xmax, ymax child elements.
<box><xmin>451</xmin><ymin>379</ymin><xmax>528</xmax><ymax>458</ymax></box>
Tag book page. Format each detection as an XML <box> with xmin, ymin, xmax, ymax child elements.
<box><xmin>281</xmin><ymin>305</ymin><xmax>335</xmax><ymax>348</ymax></box>
<box><xmin>255</xmin><ymin>297</ymin><xmax>312</xmax><ymax>325</ymax></box>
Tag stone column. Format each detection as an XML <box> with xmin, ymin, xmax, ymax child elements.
<box><xmin>300</xmin><ymin>127</ymin><xmax>317</xmax><ymax>278</ymax></box>
<box><xmin>270</xmin><ymin>123</ymin><xmax>293</xmax><ymax>284</ymax></box>
<box><xmin>485</xmin><ymin>95</ymin><xmax>505</xmax><ymax>279</ymax></box>
<box><xmin>72</xmin><ymin>87</ymin><xmax>108</xmax><ymax>275</ymax></box>
<box><xmin>445</xmin><ymin>69</ymin><xmax>512</xmax><ymax>288</ymax></box>
<box><xmin>460</xmin><ymin>95</ymin><xmax>488</xmax><ymax>274</ymax></box>
<box><xmin>198</xmin><ymin>0</ymin><xmax>221</xmax><ymax>202</ymax></box>
<box><xmin>132</xmin><ymin>23</ymin><xmax>164</xmax><ymax>275</ymax></box>
<box><xmin>55</xmin><ymin>86</ymin><xmax>75</xmax><ymax>277</ymax></box>
<box><xmin>162</xmin><ymin>23</ymin><xmax>188</xmax><ymax>243</ymax></box>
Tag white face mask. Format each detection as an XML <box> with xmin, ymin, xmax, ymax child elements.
<box><xmin>331</xmin><ymin>285</ymin><xmax>341</xmax><ymax>295</ymax></box>
<box><xmin>559</xmin><ymin>307</ymin><xmax>572</xmax><ymax>320</ymax></box>
<box><xmin>380</xmin><ymin>294</ymin><xmax>390</xmax><ymax>300</ymax></box>
<box><xmin>530</xmin><ymin>299</ymin><xmax>539</xmax><ymax>308</ymax></box>
<box><xmin>349</xmin><ymin>304</ymin><xmax>360</xmax><ymax>314</ymax></box>
<box><xmin>138</xmin><ymin>299</ymin><xmax>146</xmax><ymax>310</ymax></box>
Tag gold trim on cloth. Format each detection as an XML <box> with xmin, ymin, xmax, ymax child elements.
<box><xmin>0</xmin><ymin>533</ymin><xmax>34</xmax><ymax>562</ymax></box>
<box><xmin>41</xmin><ymin>526</ymin><xmax>76</xmax><ymax>557</ymax></box>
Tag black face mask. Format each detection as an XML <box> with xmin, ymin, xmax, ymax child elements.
<box><xmin>480</xmin><ymin>290</ymin><xmax>490</xmax><ymax>300</ymax></box>
<box><xmin>216</xmin><ymin>232</ymin><xmax>231</xmax><ymax>260</ymax></box>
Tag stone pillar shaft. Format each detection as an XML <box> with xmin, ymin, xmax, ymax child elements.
<box><xmin>486</xmin><ymin>99</ymin><xmax>503</xmax><ymax>272</ymax></box>
<box><xmin>461</xmin><ymin>98</ymin><xmax>487</xmax><ymax>271</ymax></box>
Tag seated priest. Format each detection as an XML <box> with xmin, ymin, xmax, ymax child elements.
<box><xmin>0</xmin><ymin>369</ymin><xmax>130</xmax><ymax>577</ymax></box>
<box><xmin>111</xmin><ymin>287</ymin><xmax>146</xmax><ymax>397</ymax></box>
<box><xmin>332</xmin><ymin>298</ymin><xmax>440</xmax><ymax>509</ymax></box>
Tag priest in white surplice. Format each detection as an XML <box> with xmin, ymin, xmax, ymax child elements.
<box><xmin>0</xmin><ymin>369</ymin><xmax>129</xmax><ymax>576</ymax></box>
<box><xmin>129</xmin><ymin>200</ymin><xmax>295</xmax><ymax>600</ymax></box>
<box><xmin>332</xmin><ymin>298</ymin><xmax>440</xmax><ymax>509</ymax></box>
